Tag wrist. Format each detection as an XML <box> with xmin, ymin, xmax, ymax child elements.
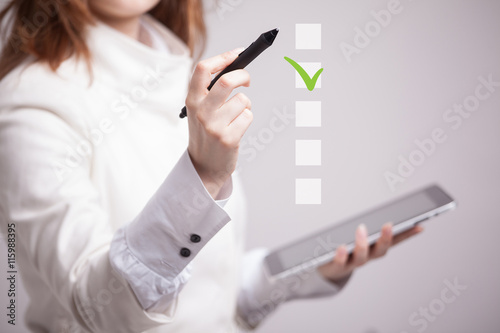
<box><xmin>191</xmin><ymin>163</ymin><xmax>230</xmax><ymax>200</ymax></box>
<box><xmin>186</xmin><ymin>149</ymin><xmax>233</xmax><ymax>200</ymax></box>
<box><xmin>319</xmin><ymin>269</ymin><xmax>353</xmax><ymax>287</ymax></box>
<box><xmin>198</xmin><ymin>173</ymin><xmax>226</xmax><ymax>199</ymax></box>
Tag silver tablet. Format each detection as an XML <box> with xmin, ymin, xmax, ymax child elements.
<box><xmin>264</xmin><ymin>184</ymin><xmax>456</xmax><ymax>279</ymax></box>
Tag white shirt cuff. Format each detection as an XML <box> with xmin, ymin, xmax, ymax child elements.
<box><xmin>109</xmin><ymin>149</ymin><xmax>233</xmax><ymax>311</ymax></box>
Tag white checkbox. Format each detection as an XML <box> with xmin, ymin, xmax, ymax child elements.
<box><xmin>295</xmin><ymin>178</ymin><xmax>321</xmax><ymax>204</ymax></box>
<box><xmin>296</xmin><ymin>101</ymin><xmax>321</xmax><ymax>127</ymax></box>
<box><xmin>295</xmin><ymin>62</ymin><xmax>322</xmax><ymax>89</ymax></box>
<box><xmin>296</xmin><ymin>140</ymin><xmax>321</xmax><ymax>166</ymax></box>
<box><xmin>295</xmin><ymin>24</ymin><xmax>321</xmax><ymax>50</ymax></box>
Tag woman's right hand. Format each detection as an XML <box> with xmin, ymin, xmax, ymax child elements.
<box><xmin>185</xmin><ymin>49</ymin><xmax>253</xmax><ymax>199</ymax></box>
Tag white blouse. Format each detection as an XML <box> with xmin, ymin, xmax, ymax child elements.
<box><xmin>0</xmin><ymin>13</ymin><xmax>348</xmax><ymax>333</ymax></box>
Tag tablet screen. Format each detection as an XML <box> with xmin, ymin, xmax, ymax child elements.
<box><xmin>272</xmin><ymin>185</ymin><xmax>454</xmax><ymax>274</ymax></box>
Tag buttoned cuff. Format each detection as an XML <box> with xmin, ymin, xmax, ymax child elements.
<box><xmin>109</xmin><ymin>149</ymin><xmax>233</xmax><ymax>311</ymax></box>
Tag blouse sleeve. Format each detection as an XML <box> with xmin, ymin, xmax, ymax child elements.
<box><xmin>109</xmin><ymin>148</ymin><xmax>233</xmax><ymax>314</ymax></box>
<box><xmin>0</xmin><ymin>107</ymin><xmax>232</xmax><ymax>332</ymax></box>
<box><xmin>235</xmin><ymin>248</ymin><xmax>352</xmax><ymax>330</ymax></box>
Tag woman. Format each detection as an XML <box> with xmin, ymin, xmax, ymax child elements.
<box><xmin>0</xmin><ymin>1</ymin><xmax>423</xmax><ymax>332</ymax></box>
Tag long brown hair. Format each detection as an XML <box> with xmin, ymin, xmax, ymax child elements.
<box><xmin>0</xmin><ymin>0</ymin><xmax>206</xmax><ymax>82</ymax></box>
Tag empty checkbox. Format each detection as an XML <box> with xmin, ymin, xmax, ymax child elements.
<box><xmin>295</xmin><ymin>178</ymin><xmax>321</xmax><ymax>204</ymax></box>
<box><xmin>296</xmin><ymin>101</ymin><xmax>321</xmax><ymax>127</ymax></box>
<box><xmin>295</xmin><ymin>24</ymin><xmax>322</xmax><ymax>50</ymax></box>
<box><xmin>296</xmin><ymin>140</ymin><xmax>321</xmax><ymax>166</ymax></box>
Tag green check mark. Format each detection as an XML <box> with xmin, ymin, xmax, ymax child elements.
<box><xmin>284</xmin><ymin>56</ymin><xmax>323</xmax><ymax>91</ymax></box>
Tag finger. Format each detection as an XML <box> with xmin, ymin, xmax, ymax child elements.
<box><xmin>204</xmin><ymin>69</ymin><xmax>251</xmax><ymax>111</ymax></box>
<box><xmin>370</xmin><ymin>222</ymin><xmax>393</xmax><ymax>259</ymax></box>
<box><xmin>215</xmin><ymin>92</ymin><xmax>251</xmax><ymax>126</ymax></box>
<box><xmin>226</xmin><ymin>108</ymin><xmax>253</xmax><ymax>141</ymax></box>
<box><xmin>332</xmin><ymin>244</ymin><xmax>349</xmax><ymax>267</ymax></box>
<box><xmin>351</xmin><ymin>224</ymin><xmax>369</xmax><ymax>267</ymax></box>
<box><xmin>392</xmin><ymin>225</ymin><xmax>424</xmax><ymax>246</ymax></box>
<box><xmin>317</xmin><ymin>245</ymin><xmax>349</xmax><ymax>279</ymax></box>
<box><xmin>190</xmin><ymin>48</ymin><xmax>244</xmax><ymax>95</ymax></box>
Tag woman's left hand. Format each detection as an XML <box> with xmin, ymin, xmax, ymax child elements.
<box><xmin>318</xmin><ymin>223</ymin><xmax>424</xmax><ymax>283</ymax></box>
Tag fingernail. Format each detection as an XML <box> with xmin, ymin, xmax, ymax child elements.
<box><xmin>357</xmin><ymin>224</ymin><xmax>368</xmax><ymax>240</ymax></box>
<box><xmin>383</xmin><ymin>225</ymin><xmax>391</xmax><ymax>236</ymax></box>
<box><xmin>232</xmin><ymin>47</ymin><xmax>245</xmax><ymax>54</ymax></box>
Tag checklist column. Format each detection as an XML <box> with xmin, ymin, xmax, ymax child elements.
<box><xmin>294</xmin><ymin>23</ymin><xmax>322</xmax><ymax>205</ymax></box>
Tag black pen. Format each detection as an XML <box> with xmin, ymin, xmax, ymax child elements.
<box><xmin>179</xmin><ymin>28</ymin><xmax>279</xmax><ymax>118</ymax></box>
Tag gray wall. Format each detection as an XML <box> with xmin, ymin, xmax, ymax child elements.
<box><xmin>205</xmin><ymin>0</ymin><xmax>500</xmax><ymax>332</ymax></box>
<box><xmin>1</xmin><ymin>0</ymin><xmax>499</xmax><ymax>332</ymax></box>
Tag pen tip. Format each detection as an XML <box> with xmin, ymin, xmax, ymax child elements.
<box><xmin>263</xmin><ymin>28</ymin><xmax>279</xmax><ymax>44</ymax></box>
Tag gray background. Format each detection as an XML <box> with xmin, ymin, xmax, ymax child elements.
<box><xmin>206</xmin><ymin>0</ymin><xmax>500</xmax><ymax>332</ymax></box>
<box><xmin>1</xmin><ymin>0</ymin><xmax>499</xmax><ymax>332</ymax></box>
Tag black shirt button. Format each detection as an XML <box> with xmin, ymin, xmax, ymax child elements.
<box><xmin>190</xmin><ymin>234</ymin><xmax>201</xmax><ymax>243</ymax></box>
<box><xmin>180</xmin><ymin>248</ymin><xmax>191</xmax><ymax>257</ymax></box>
